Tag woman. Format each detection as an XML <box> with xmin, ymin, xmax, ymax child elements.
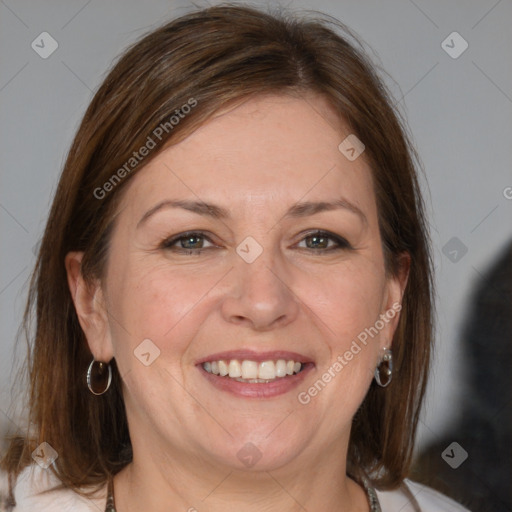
<box><xmin>1</xmin><ymin>4</ymin><xmax>471</xmax><ymax>511</ymax></box>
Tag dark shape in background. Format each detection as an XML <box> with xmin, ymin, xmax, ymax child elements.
<box><xmin>413</xmin><ymin>240</ymin><xmax>512</xmax><ymax>511</ymax></box>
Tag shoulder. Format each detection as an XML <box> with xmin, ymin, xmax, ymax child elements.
<box><xmin>1</xmin><ymin>463</ymin><xmax>107</xmax><ymax>512</ymax></box>
<box><xmin>376</xmin><ymin>479</ymin><xmax>472</xmax><ymax>512</ymax></box>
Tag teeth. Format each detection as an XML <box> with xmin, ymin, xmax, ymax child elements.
<box><xmin>228</xmin><ymin>360</ymin><xmax>242</xmax><ymax>378</ymax></box>
<box><xmin>241</xmin><ymin>360</ymin><xmax>258</xmax><ymax>379</ymax></box>
<box><xmin>275</xmin><ymin>359</ymin><xmax>287</xmax><ymax>377</ymax></box>
<box><xmin>234</xmin><ymin>378</ymin><xmax>273</xmax><ymax>383</ymax></box>
<box><xmin>258</xmin><ymin>361</ymin><xmax>275</xmax><ymax>379</ymax></box>
<box><xmin>218</xmin><ymin>360</ymin><xmax>229</xmax><ymax>376</ymax></box>
<box><xmin>202</xmin><ymin>359</ymin><xmax>304</xmax><ymax>381</ymax></box>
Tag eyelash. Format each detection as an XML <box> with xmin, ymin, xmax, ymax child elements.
<box><xmin>160</xmin><ymin>230</ymin><xmax>352</xmax><ymax>255</ymax></box>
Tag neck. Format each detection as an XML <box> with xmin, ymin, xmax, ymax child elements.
<box><xmin>113</xmin><ymin>444</ymin><xmax>370</xmax><ymax>512</ymax></box>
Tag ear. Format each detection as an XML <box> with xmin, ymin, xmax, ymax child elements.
<box><xmin>379</xmin><ymin>252</ymin><xmax>411</xmax><ymax>351</ymax></box>
<box><xmin>65</xmin><ymin>251</ymin><xmax>114</xmax><ymax>362</ymax></box>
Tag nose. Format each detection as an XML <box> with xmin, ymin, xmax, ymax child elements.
<box><xmin>220</xmin><ymin>250</ymin><xmax>300</xmax><ymax>331</ymax></box>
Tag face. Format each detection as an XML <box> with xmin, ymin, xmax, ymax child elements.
<box><xmin>68</xmin><ymin>93</ymin><xmax>406</xmax><ymax>474</ymax></box>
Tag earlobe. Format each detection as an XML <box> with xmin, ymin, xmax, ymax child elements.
<box><xmin>65</xmin><ymin>251</ymin><xmax>113</xmax><ymax>361</ymax></box>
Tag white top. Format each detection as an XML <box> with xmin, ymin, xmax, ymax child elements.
<box><xmin>2</xmin><ymin>463</ymin><xmax>471</xmax><ymax>511</ymax></box>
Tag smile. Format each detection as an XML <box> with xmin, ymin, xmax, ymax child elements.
<box><xmin>202</xmin><ymin>359</ymin><xmax>303</xmax><ymax>383</ymax></box>
<box><xmin>197</xmin><ymin>351</ymin><xmax>314</xmax><ymax>398</ymax></box>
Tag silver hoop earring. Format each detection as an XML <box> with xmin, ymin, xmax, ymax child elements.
<box><xmin>374</xmin><ymin>348</ymin><xmax>393</xmax><ymax>387</ymax></box>
<box><xmin>86</xmin><ymin>359</ymin><xmax>112</xmax><ymax>395</ymax></box>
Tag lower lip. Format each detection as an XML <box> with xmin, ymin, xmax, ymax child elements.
<box><xmin>198</xmin><ymin>363</ymin><xmax>314</xmax><ymax>398</ymax></box>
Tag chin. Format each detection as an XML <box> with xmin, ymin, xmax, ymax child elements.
<box><xmin>203</xmin><ymin>430</ymin><xmax>309</xmax><ymax>472</ymax></box>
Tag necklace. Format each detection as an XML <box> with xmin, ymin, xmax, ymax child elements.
<box><xmin>104</xmin><ymin>474</ymin><xmax>382</xmax><ymax>512</ymax></box>
<box><xmin>105</xmin><ymin>475</ymin><xmax>115</xmax><ymax>512</ymax></box>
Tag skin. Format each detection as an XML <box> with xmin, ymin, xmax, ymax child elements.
<box><xmin>66</xmin><ymin>93</ymin><xmax>408</xmax><ymax>512</ymax></box>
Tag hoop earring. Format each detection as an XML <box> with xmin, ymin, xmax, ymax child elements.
<box><xmin>87</xmin><ymin>359</ymin><xmax>112</xmax><ymax>395</ymax></box>
<box><xmin>374</xmin><ymin>348</ymin><xmax>393</xmax><ymax>387</ymax></box>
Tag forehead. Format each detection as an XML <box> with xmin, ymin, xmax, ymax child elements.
<box><xmin>119</xmin><ymin>93</ymin><xmax>376</xmax><ymax>219</ymax></box>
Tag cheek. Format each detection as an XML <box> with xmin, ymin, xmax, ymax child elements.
<box><xmin>299</xmin><ymin>260</ymin><xmax>387</xmax><ymax>343</ymax></box>
<box><xmin>105</xmin><ymin>261</ymin><xmax>217</xmax><ymax>366</ymax></box>
<box><xmin>296</xmin><ymin>259</ymin><xmax>388</xmax><ymax>402</ymax></box>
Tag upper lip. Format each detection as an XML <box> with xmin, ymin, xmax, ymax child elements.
<box><xmin>196</xmin><ymin>350</ymin><xmax>314</xmax><ymax>365</ymax></box>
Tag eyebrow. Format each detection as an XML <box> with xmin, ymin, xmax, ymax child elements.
<box><xmin>137</xmin><ymin>197</ymin><xmax>367</xmax><ymax>228</ymax></box>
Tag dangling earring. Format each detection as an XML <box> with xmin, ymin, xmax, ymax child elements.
<box><xmin>86</xmin><ymin>359</ymin><xmax>112</xmax><ymax>395</ymax></box>
<box><xmin>374</xmin><ymin>348</ymin><xmax>393</xmax><ymax>387</ymax></box>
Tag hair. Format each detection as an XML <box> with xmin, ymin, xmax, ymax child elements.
<box><xmin>1</xmin><ymin>2</ymin><xmax>433</xmax><ymax>501</ymax></box>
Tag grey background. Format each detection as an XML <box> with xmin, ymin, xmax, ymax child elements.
<box><xmin>1</xmin><ymin>0</ymin><xmax>511</xmax><ymax>458</ymax></box>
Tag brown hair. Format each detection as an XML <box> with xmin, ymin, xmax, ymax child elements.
<box><xmin>1</xmin><ymin>2</ymin><xmax>433</xmax><ymax>499</ymax></box>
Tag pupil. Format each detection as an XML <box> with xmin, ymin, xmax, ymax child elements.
<box><xmin>183</xmin><ymin>236</ymin><xmax>202</xmax><ymax>249</ymax></box>
<box><xmin>308</xmin><ymin>235</ymin><xmax>327</xmax><ymax>249</ymax></box>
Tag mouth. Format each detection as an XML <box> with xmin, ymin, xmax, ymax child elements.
<box><xmin>196</xmin><ymin>350</ymin><xmax>314</xmax><ymax>398</ymax></box>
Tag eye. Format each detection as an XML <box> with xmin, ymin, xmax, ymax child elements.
<box><xmin>296</xmin><ymin>230</ymin><xmax>351</xmax><ymax>252</ymax></box>
<box><xmin>160</xmin><ymin>230</ymin><xmax>351</xmax><ymax>256</ymax></box>
<box><xmin>161</xmin><ymin>231</ymin><xmax>216</xmax><ymax>254</ymax></box>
